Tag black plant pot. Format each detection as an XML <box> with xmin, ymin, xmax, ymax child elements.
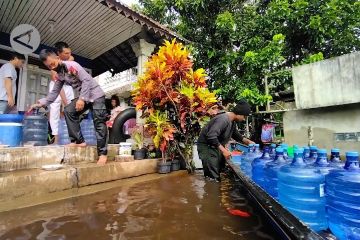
<box><xmin>134</xmin><ymin>148</ymin><xmax>147</xmax><ymax>160</ymax></box>
<box><xmin>157</xmin><ymin>161</ymin><xmax>171</xmax><ymax>174</ymax></box>
<box><xmin>171</xmin><ymin>159</ymin><xmax>181</xmax><ymax>171</ymax></box>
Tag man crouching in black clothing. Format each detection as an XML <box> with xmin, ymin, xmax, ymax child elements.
<box><xmin>197</xmin><ymin>100</ymin><xmax>255</xmax><ymax>181</ymax></box>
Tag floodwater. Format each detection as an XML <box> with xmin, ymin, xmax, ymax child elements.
<box><xmin>0</xmin><ymin>171</ymin><xmax>278</xmax><ymax>240</ymax></box>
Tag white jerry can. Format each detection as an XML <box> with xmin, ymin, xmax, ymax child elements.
<box><xmin>193</xmin><ymin>144</ymin><xmax>203</xmax><ymax>169</ymax></box>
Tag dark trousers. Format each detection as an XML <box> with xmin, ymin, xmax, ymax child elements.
<box><xmin>64</xmin><ymin>97</ymin><xmax>108</xmax><ymax>156</ymax></box>
<box><xmin>197</xmin><ymin>143</ymin><xmax>225</xmax><ymax>181</ymax></box>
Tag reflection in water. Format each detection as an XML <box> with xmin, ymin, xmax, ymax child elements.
<box><xmin>0</xmin><ymin>172</ymin><xmax>277</xmax><ymax>240</ymax></box>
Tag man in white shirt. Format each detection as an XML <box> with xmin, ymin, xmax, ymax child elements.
<box><xmin>49</xmin><ymin>41</ymin><xmax>75</xmax><ymax>144</ymax></box>
<box><xmin>0</xmin><ymin>53</ymin><xmax>25</xmax><ymax>114</ymax></box>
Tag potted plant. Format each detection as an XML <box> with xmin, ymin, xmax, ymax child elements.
<box><xmin>145</xmin><ymin>111</ymin><xmax>175</xmax><ymax>174</ymax></box>
<box><xmin>131</xmin><ymin>128</ymin><xmax>146</xmax><ymax>160</ymax></box>
<box><xmin>132</xmin><ymin>39</ymin><xmax>218</xmax><ymax>173</ymax></box>
<box><xmin>146</xmin><ymin>143</ymin><xmax>162</xmax><ymax>159</ymax></box>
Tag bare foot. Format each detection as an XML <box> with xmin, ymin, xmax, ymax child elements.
<box><xmin>66</xmin><ymin>142</ymin><xmax>87</xmax><ymax>147</ymax></box>
<box><xmin>97</xmin><ymin>155</ymin><xmax>107</xmax><ymax>165</ymax></box>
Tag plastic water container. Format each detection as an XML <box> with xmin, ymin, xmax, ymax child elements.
<box><xmin>305</xmin><ymin>146</ymin><xmax>318</xmax><ymax>164</ymax></box>
<box><xmin>303</xmin><ymin>146</ymin><xmax>310</xmax><ymax>159</ymax></box>
<box><xmin>58</xmin><ymin>117</ymin><xmax>70</xmax><ymax>145</ymax></box>
<box><xmin>288</xmin><ymin>144</ymin><xmax>298</xmax><ymax>158</ymax></box>
<box><xmin>326</xmin><ymin>152</ymin><xmax>360</xmax><ymax>240</ymax></box>
<box><xmin>252</xmin><ymin>147</ymin><xmax>272</xmax><ymax>188</ymax></box>
<box><xmin>313</xmin><ymin>149</ymin><xmax>334</xmax><ymax>175</ymax></box>
<box><xmin>23</xmin><ymin>111</ymin><xmax>48</xmax><ymax>146</ymax></box>
<box><xmin>278</xmin><ymin>148</ymin><xmax>328</xmax><ymax>232</ymax></box>
<box><xmin>280</xmin><ymin>143</ymin><xmax>292</xmax><ymax>160</ymax></box>
<box><xmin>265</xmin><ymin>147</ymin><xmax>288</xmax><ymax>199</ymax></box>
<box><xmin>80</xmin><ymin>117</ymin><xmax>97</xmax><ymax>146</ymax></box>
<box><xmin>329</xmin><ymin>148</ymin><xmax>344</xmax><ymax>168</ymax></box>
<box><xmin>119</xmin><ymin>142</ymin><xmax>132</xmax><ymax>155</ymax></box>
<box><xmin>240</xmin><ymin>144</ymin><xmax>255</xmax><ymax>177</ymax></box>
<box><xmin>0</xmin><ymin>114</ymin><xmax>24</xmax><ymax>147</ymax></box>
<box><xmin>269</xmin><ymin>143</ymin><xmax>277</xmax><ymax>158</ymax></box>
<box><xmin>231</xmin><ymin>152</ymin><xmax>242</xmax><ymax>165</ymax></box>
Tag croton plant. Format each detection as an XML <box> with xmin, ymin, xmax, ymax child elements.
<box><xmin>132</xmin><ymin>39</ymin><xmax>218</xmax><ymax>172</ymax></box>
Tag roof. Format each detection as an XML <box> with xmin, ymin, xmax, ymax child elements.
<box><xmin>0</xmin><ymin>0</ymin><xmax>186</xmax><ymax>75</ymax></box>
<box><xmin>99</xmin><ymin>0</ymin><xmax>187</xmax><ymax>42</ymax></box>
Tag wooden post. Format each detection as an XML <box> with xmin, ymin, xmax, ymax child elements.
<box><xmin>246</xmin><ymin>117</ymin><xmax>250</xmax><ymax>138</ymax></box>
<box><xmin>265</xmin><ymin>75</ymin><xmax>270</xmax><ymax>112</ymax></box>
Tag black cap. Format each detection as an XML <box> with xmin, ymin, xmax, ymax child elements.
<box><xmin>232</xmin><ymin>100</ymin><xmax>251</xmax><ymax>116</ymax></box>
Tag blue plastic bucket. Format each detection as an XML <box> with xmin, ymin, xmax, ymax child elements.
<box><xmin>0</xmin><ymin>122</ymin><xmax>23</xmax><ymax>147</ymax></box>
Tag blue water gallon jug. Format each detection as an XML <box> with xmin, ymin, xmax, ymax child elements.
<box><xmin>254</xmin><ymin>144</ymin><xmax>262</xmax><ymax>157</ymax></box>
<box><xmin>278</xmin><ymin>148</ymin><xmax>328</xmax><ymax>232</ymax></box>
<box><xmin>265</xmin><ymin>147</ymin><xmax>288</xmax><ymax>199</ymax></box>
<box><xmin>240</xmin><ymin>144</ymin><xmax>255</xmax><ymax>177</ymax></box>
<box><xmin>58</xmin><ymin>117</ymin><xmax>70</xmax><ymax>145</ymax></box>
<box><xmin>231</xmin><ymin>152</ymin><xmax>242</xmax><ymax>165</ymax></box>
<box><xmin>305</xmin><ymin>146</ymin><xmax>318</xmax><ymax>164</ymax></box>
<box><xmin>303</xmin><ymin>146</ymin><xmax>310</xmax><ymax>159</ymax></box>
<box><xmin>252</xmin><ymin>147</ymin><xmax>272</xmax><ymax>188</ymax></box>
<box><xmin>280</xmin><ymin>143</ymin><xmax>292</xmax><ymax>161</ymax></box>
<box><xmin>80</xmin><ymin>116</ymin><xmax>97</xmax><ymax>146</ymax></box>
<box><xmin>269</xmin><ymin>143</ymin><xmax>277</xmax><ymax>158</ymax></box>
<box><xmin>329</xmin><ymin>148</ymin><xmax>344</xmax><ymax>168</ymax></box>
<box><xmin>326</xmin><ymin>152</ymin><xmax>360</xmax><ymax>240</ymax></box>
<box><xmin>313</xmin><ymin>149</ymin><xmax>334</xmax><ymax>175</ymax></box>
<box><xmin>0</xmin><ymin>114</ymin><xmax>23</xmax><ymax>147</ymax></box>
<box><xmin>23</xmin><ymin>110</ymin><xmax>48</xmax><ymax>146</ymax></box>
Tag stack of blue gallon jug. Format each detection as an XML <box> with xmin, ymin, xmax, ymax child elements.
<box><xmin>58</xmin><ymin>113</ymin><xmax>97</xmax><ymax>145</ymax></box>
<box><xmin>231</xmin><ymin>144</ymin><xmax>360</xmax><ymax>239</ymax></box>
<box><xmin>80</xmin><ymin>114</ymin><xmax>97</xmax><ymax>145</ymax></box>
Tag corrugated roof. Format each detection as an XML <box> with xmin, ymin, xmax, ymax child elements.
<box><xmin>99</xmin><ymin>0</ymin><xmax>187</xmax><ymax>43</ymax></box>
<box><xmin>0</xmin><ymin>0</ymin><xmax>186</xmax><ymax>75</ymax></box>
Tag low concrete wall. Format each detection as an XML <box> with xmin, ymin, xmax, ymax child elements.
<box><xmin>76</xmin><ymin>160</ymin><xmax>158</xmax><ymax>187</ymax></box>
<box><xmin>293</xmin><ymin>51</ymin><xmax>360</xmax><ymax>109</ymax></box>
<box><xmin>0</xmin><ymin>167</ymin><xmax>77</xmax><ymax>202</ymax></box>
<box><xmin>0</xmin><ymin>159</ymin><xmax>158</xmax><ymax>205</ymax></box>
<box><xmin>283</xmin><ymin>103</ymin><xmax>360</xmax><ymax>153</ymax></box>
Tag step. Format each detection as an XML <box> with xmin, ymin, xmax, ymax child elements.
<box><xmin>0</xmin><ymin>167</ymin><xmax>77</xmax><ymax>202</ymax></box>
<box><xmin>0</xmin><ymin>144</ymin><xmax>120</xmax><ymax>172</ymax></box>
<box><xmin>0</xmin><ymin>159</ymin><xmax>159</xmax><ymax>211</ymax></box>
<box><xmin>75</xmin><ymin>159</ymin><xmax>158</xmax><ymax>187</ymax></box>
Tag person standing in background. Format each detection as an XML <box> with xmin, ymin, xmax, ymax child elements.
<box><xmin>54</xmin><ymin>41</ymin><xmax>74</xmax><ymax>61</ymax></box>
<box><xmin>0</xmin><ymin>53</ymin><xmax>25</xmax><ymax>114</ymax></box>
<box><xmin>106</xmin><ymin>95</ymin><xmax>123</xmax><ymax>128</ymax></box>
<box><xmin>48</xmin><ymin>42</ymin><xmax>75</xmax><ymax>144</ymax></box>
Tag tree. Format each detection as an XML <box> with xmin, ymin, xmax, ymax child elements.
<box><xmin>136</xmin><ymin>0</ymin><xmax>360</xmax><ymax>104</ymax></box>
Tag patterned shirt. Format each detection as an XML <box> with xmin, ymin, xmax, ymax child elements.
<box><xmin>39</xmin><ymin>61</ymin><xmax>104</xmax><ymax>106</ymax></box>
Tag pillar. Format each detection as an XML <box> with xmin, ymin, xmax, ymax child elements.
<box><xmin>131</xmin><ymin>39</ymin><xmax>156</xmax><ymax>124</ymax></box>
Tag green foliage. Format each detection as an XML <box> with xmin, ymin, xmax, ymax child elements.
<box><xmin>132</xmin><ymin>130</ymin><xmax>144</xmax><ymax>150</ymax></box>
<box><xmin>136</xmin><ymin>0</ymin><xmax>360</xmax><ymax>104</ymax></box>
<box><xmin>241</xmin><ymin>88</ymin><xmax>272</xmax><ymax>108</ymax></box>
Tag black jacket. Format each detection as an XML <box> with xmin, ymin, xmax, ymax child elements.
<box><xmin>197</xmin><ymin>113</ymin><xmax>243</xmax><ymax>147</ymax></box>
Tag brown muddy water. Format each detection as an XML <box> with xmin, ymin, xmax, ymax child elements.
<box><xmin>0</xmin><ymin>171</ymin><xmax>278</xmax><ymax>240</ymax></box>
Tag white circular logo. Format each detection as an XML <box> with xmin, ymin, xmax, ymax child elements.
<box><xmin>10</xmin><ymin>24</ymin><xmax>40</xmax><ymax>54</ymax></box>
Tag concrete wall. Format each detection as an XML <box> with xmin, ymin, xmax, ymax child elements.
<box><xmin>293</xmin><ymin>51</ymin><xmax>360</xmax><ymax>109</ymax></box>
<box><xmin>283</xmin><ymin>103</ymin><xmax>360</xmax><ymax>153</ymax></box>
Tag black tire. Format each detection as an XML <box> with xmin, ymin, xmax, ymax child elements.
<box><xmin>108</xmin><ymin>108</ymin><xmax>136</xmax><ymax>144</ymax></box>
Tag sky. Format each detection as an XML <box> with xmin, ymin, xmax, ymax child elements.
<box><xmin>120</xmin><ymin>0</ymin><xmax>139</xmax><ymax>6</ymax></box>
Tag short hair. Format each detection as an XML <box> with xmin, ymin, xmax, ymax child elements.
<box><xmin>54</xmin><ymin>41</ymin><xmax>69</xmax><ymax>53</ymax></box>
<box><xmin>39</xmin><ymin>49</ymin><xmax>57</xmax><ymax>61</ymax></box>
<box><xmin>111</xmin><ymin>95</ymin><xmax>120</xmax><ymax>106</ymax></box>
<box><xmin>10</xmin><ymin>52</ymin><xmax>25</xmax><ymax>60</ymax></box>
